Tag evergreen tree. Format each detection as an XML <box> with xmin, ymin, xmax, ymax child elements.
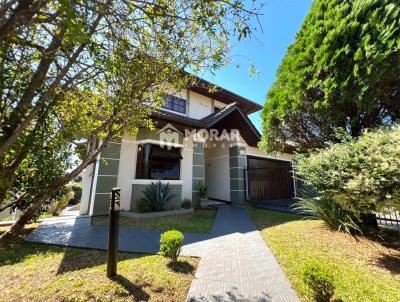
<box><xmin>261</xmin><ymin>0</ymin><xmax>400</xmax><ymax>152</ymax></box>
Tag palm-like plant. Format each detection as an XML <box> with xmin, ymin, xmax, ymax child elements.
<box><xmin>141</xmin><ymin>181</ymin><xmax>177</xmax><ymax>212</ymax></box>
<box><xmin>292</xmin><ymin>189</ymin><xmax>362</xmax><ymax>235</ymax></box>
<box><xmin>197</xmin><ymin>181</ymin><xmax>208</xmax><ymax>199</ymax></box>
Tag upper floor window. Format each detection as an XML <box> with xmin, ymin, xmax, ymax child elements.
<box><xmin>162</xmin><ymin>95</ymin><xmax>186</xmax><ymax>114</ymax></box>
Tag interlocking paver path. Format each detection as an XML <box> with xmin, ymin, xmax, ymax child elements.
<box><xmin>26</xmin><ymin>205</ymin><xmax>299</xmax><ymax>302</ymax></box>
<box><xmin>186</xmin><ymin>205</ymin><xmax>299</xmax><ymax>302</ymax></box>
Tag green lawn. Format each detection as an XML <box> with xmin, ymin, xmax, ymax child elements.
<box><xmin>0</xmin><ymin>226</ymin><xmax>198</xmax><ymax>302</ymax></box>
<box><xmin>92</xmin><ymin>209</ymin><xmax>216</xmax><ymax>234</ymax></box>
<box><xmin>247</xmin><ymin>208</ymin><xmax>400</xmax><ymax>302</ymax></box>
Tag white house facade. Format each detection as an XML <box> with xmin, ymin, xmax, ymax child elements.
<box><xmin>80</xmin><ymin>77</ymin><xmax>293</xmax><ymax>215</ymax></box>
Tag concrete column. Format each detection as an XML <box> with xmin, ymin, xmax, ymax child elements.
<box><xmin>80</xmin><ymin>163</ymin><xmax>94</xmax><ymax>215</ymax></box>
<box><xmin>229</xmin><ymin>145</ymin><xmax>247</xmax><ymax>204</ymax></box>
<box><xmin>92</xmin><ymin>142</ymin><xmax>122</xmax><ymax>215</ymax></box>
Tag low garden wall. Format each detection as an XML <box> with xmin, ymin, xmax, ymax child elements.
<box><xmin>120</xmin><ymin>208</ymin><xmax>193</xmax><ymax>219</ymax></box>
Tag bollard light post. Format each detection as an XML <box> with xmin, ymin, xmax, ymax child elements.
<box><xmin>107</xmin><ymin>187</ymin><xmax>120</xmax><ymax>278</ymax></box>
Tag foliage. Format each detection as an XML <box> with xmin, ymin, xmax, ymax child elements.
<box><xmin>295</xmin><ymin>126</ymin><xmax>400</xmax><ymax>218</ymax></box>
<box><xmin>0</xmin><ymin>0</ymin><xmax>259</xmax><ymax>240</ymax></box>
<box><xmin>293</xmin><ymin>192</ymin><xmax>362</xmax><ymax>235</ymax></box>
<box><xmin>197</xmin><ymin>181</ymin><xmax>208</xmax><ymax>199</ymax></box>
<box><xmin>302</xmin><ymin>262</ymin><xmax>335</xmax><ymax>302</ymax></box>
<box><xmin>181</xmin><ymin>199</ymin><xmax>192</xmax><ymax>209</ymax></box>
<box><xmin>50</xmin><ymin>190</ymin><xmax>74</xmax><ymax>216</ymax></box>
<box><xmin>160</xmin><ymin>230</ymin><xmax>184</xmax><ymax>262</ymax></box>
<box><xmin>247</xmin><ymin>208</ymin><xmax>400</xmax><ymax>302</ymax></box>
<box><xmin>261</xmin><ymin>0</ymin><xmax>400</xmax><ymax>152</ymax></box>
<box><xmin>136</xmin><ymin>198</ymin><xmax>153</xmax><ymax>213</ymax></box>
<box><xmin>68</xmin><ymin>183</ymin><xmax>82</xmax><ymax>206</ymax></box>
<box><xmin>141</xmin><ymin>182</ymin><xmax>177</xmax><ymax>212</ymax></box>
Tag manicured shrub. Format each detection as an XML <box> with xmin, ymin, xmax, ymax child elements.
<box><xmin>302</xmin><ymin>262</ymin><xmax>335</xmax><ymax>302</ymax></box>
<box><xmin>160</xmin><ymin>230</ymin><xmax>184</xmax><ymax>262</ymax></box>
<box><xmin>181</xmin><ymin>199</ymin><xmax>192</xmax><ymax>209</ymax></box>
<box><xmin>295</xmin><ymin>126</ymin><xmax>400</xmax><ymax>223</ymax></box>
<box><xmin>142</xmin><ymin>181</ymin><xmax>177</xmax><ymax>211</ymax></box>
<box><xmin>136</xmin><ymin>198</ymin><xmax>153</xmax><ymax>213</ymax></box>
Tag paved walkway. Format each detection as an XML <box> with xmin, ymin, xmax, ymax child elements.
<box><xmin>26</xmin><ymin>205</ymin><xmax>299</xmax><ymax>302</ymax></box>
<box><xmin>26</xmin><ymin>216</ymin><xmax>211</xmax><ymax>256</ymax></box>
<box><xmin>186</xmin><ymin>206</ymin><xmax>298</xmax><ymax>302</ymax></box>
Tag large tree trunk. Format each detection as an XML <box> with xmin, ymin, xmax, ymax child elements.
<box><xmin>0</xmin><ymin>135</ymin><xmax>107</xmax><ymax>245</ymax></box>
<box><xmin>0</xmin><ymin>194</ymin><xmax>48</xmax><ymax>244</ymax></box>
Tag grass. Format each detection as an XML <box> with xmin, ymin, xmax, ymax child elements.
<box><xmin>0</xmin><ymin>225</ymin><xmax>198</xmax><ymax>302</ymax></box>
<box><xmin>247</xmin><ymin>208</ymin><xmax>400</xmax><ymax>302</ymax></box>
<box><xmin>92</xmin><ymin>209</ymin><xmax>216</xmax><ymax>234</ymax></box>
<box><xmin>38</xmin><ymin>213</ymin><xmax>56</xmax><ymax>219</ymax></box>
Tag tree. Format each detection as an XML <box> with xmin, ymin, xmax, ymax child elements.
<box><xmin>0</xmin><ymin>0</ymin><xmax>259</xmax><ymax>242</ymax></box>
<box><xmin>260</xmin><ymin>0</ymin><xmax>400</xmax><ymax>152</ymax></box>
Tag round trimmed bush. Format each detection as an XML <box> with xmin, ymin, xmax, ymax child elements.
<box><xmin>302</xmin><ymin>262</ymin><xmax>335</xmax><ymax>302</ymax></box>
<box><xmin>160</xmin><ymin>230</ymin><xmax>184</xmax><ymax>262</ymax></box>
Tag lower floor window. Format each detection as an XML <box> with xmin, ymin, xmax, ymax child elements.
<box><xmin>136</xmin><ymin>144</ymin><xmax>182</xmax><ymax>180</ymax></box>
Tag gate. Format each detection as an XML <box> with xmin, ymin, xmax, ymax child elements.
<box><xmin>245</xmin><ymin>157</ymin><xmax>297</xmax><ymax>213</ymax></box>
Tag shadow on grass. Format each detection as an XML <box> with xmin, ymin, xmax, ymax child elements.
<box><xmin>0</xmin><ymin>240</ymin><xmax>63</xmax><ymax>267</ymax></box>
<box><xmin>56</xmin><ymin>247</ymin><xmax>147</xmax><ymax>275</ymax></box>
<box><xmin>363</xmin><ymin>227</ymin><xmax>400</xmax><ymax>251</ymax></box>
<box><xmin>56</xmin><ymin>247</ymin><xmax>107</xmax><ymax>274</ymax></box>
<box><xmin>112</xmin><ymin>274</ymin><xmax>150</xmax><ymax>301</ymax></box>
<box><xmin>167</xmin><ymin>260</ymin><xmax>195</xmax><ymax>274</ymax></box>
<box><xmin>377</xmin><ymin>254</ymin><xmax>400</xmax><ymax>275</ymax></box>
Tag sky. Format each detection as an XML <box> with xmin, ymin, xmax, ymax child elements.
<box><xmin>201</xmin><ymin>0</ymin><xmax>313</xmax><ymax>131</ymax></box>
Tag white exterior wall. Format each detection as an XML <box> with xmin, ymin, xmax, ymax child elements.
<box><xmin>245</xmin><ymin>146</ymin><xmax>293</xmax><ymax>161</ymax></box>
<box><xmin>117</xmin><ymin>134</ymin><xmax>138</xmax><ymax>211</ymax></box>
<box><xmin>188</xmin><ymin>91</ymin><xmax>213</xmax><ymax>119</ymax></box>
<box><xmin>79</xmin><ymin>163</ymin><xmax>93</xmax><ymax>215</ymax></box>
<box><xmin>204</xmin><ymin>141</ymin><xmax>231</xmax><ymax>201</ymax></box>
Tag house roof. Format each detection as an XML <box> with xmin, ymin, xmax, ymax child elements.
<box><xmin>151</xmin><ymin>104</ymin><xmax>261</xmax><ymax>147</ymax></box>
<box><xmin>188</xmin><ymin>75</ymin><xmax>263</xmax><ymax>115</ymax></box>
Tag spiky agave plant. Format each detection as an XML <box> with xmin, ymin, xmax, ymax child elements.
<box><xmin>141</xmin><ymin>181</ymin><xmax>178</xmax><ymax>212</ymax></box>
<box><xmin>292</xmin><ymin>189</ymin><xmax>362</xmax><ymax>235</ymax></box>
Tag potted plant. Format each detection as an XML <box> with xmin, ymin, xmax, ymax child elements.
<box><xmin>197</xmin><ymin>181</ymin><xmax>208</xmax><ymax>208</ymax></box>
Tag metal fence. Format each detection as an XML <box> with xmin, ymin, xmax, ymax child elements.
<box><xmin>376</xmin><ymin>210</ymin><xmax>400</xmax><ymax>228</ymax></box>
<box><xmin>251</xmin><ymin>199</ymin><xmax>300</xmax><ymax>213</ymax></box>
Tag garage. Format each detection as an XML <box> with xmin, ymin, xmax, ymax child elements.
<box><xmin>245</xmin><ymin>156</ymin><xmax>296</xmax><ymax>211</ymax></box>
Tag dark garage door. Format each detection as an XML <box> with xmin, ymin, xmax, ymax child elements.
<box><xmin>245</xmin><ymin>156</ymin><xmax>295</xmax><ymax>208</ymax></box>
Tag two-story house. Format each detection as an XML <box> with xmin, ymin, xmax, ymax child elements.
<box><xmin>79</xmin><ymin>76</ymin><xmax>293</xmax><ymax>215</ymax></box>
